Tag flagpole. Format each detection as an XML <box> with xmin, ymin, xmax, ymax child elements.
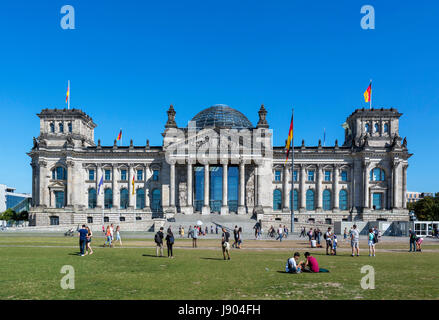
<box><xmin>68</xmin><ymin>80</ymin><xmax>70</xmax><ymax>110</ymax></box>
<box><xmin>291</xmin><ymin>108</ymin><xmax>295</xmax><ymax>234</ymax></box>
<box><xmin>370</xmin><ymin>79</ymin><xmax>372</xmax><ymax>110</ymax></box>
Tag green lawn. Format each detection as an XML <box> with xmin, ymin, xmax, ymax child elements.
<box><xmin>0</xmin><ymin>236</ymin><xmax>438</xmax><ymax>300</ymax></box>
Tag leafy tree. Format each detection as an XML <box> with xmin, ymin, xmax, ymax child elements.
<box><xmin>408</xmin><ymin>195</ymin><xmax>439</xmax><ymax>221</ymax></box>
<box><xmin>17</xmin><ymin>211</ymin><xmax>29</xmax><ymax>221</ymax></box>
<box><xmin>0</xmin><ymin>209</ymin><xmax>16</xmax><ymax>221</ymax></box>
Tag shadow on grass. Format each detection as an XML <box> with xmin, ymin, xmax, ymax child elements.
<box><xmin>142</xmin><ymin>254</ymin><xmax>165</xmax><ymax>258</ymax></box>
<box><xmin>200</xmin><ymin>257</ymin><xmax>225</xmax><ymax>261</ymax></box>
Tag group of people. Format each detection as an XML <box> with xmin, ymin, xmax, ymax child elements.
<box><xmin>267</xmin><ymin>224</ymin><xmax>289</xmax><ymax>241</ymax></box>
<box><xmin>103</xmin><ymin>224</ymin><xmax>122</xmax><ymax>248</ymax></box>
<box><xmin>409</xmin><ymin>228</ymin><xmax>424</xmax><ymax>252</ymax></box>
<box><xmin>77</xmin><ymin>224</ymin><xmax>93</xmax><ymax>256</ymax></box>
<box><xmin>285</xmin><ymin>251</ymin><xmax>328</xmax><ymax>273</ymax></box>
<box><xmin>154</xmin><ymin>227</ymin><xmax>175</xmax><ymax>258</ymax></box>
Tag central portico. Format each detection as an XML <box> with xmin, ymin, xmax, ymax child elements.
<box><xmin>162</xmin><ymin>104</ymin><xmax>272</xmax><ymax>217</ymax></box>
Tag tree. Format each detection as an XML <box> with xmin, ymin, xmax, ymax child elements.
<box><xmin>408</xmin><ymin>195</ymin><xmax>439</xmax><ymax>221</ymax></box>
<box><xmin>17</xmin><ymin>211</ymin><xmax>29</xmax><ymax>221</ymax></box>
<box><xmin>0</xmin><ymin>209</ymin><xmax>16</xmax><ymax>221</ymax></box>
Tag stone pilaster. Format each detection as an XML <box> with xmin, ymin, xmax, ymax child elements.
<box><xmin>221</xmin><ymin>161</ymin><xmax>229</xmax><ymax>215</ymax></box>
<box><xmin>185</xmin><ymin>160</ymin><xmax>194</xmax><ymax>214</ymax></box>
<box><xmin>363</xmin><ymin>161</ymin><xmax>370</xmax><ymax>210</ymax></box>
<box><xmin>128</xmin><ymin>164</ymin><xmax>135</xmax><ymax>209</ymax></box>
<box><xmin>332</xmin><ymin>164</ymin><xmax>340</xmax><ymax>211</ymax></box>
<box><xmin>66</xmin><ymin>160</ymin><xmax>74</xmax><ymax>207</ymax></box>
<box><xmin>316</xmin><ymin>164</ymin><xmax>323</xmax><ymax>212</ymax></box>
<box><xmin>202</xmin><ymin>163</ymin><xmax>210</xmax><ymax>215</ymax></box>
<box><xmin>238</xmin><ymin>161</ymin><xmax>246</xmax><ymax>214</ymax></box>
<box><xmin>299</xmin><ymin>164</ymin><xmax>306</xmax><ymax>212</ymax></box>
<box><xmin>112</xmin><ymin>165</ymin><xmax>119</xmax><ymax>209</ymax></box>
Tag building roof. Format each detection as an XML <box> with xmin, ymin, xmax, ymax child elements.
<box><xmin>190</xmin><ymin>105</ymin><xmax>253</xmax><ymax>129</ymax></box>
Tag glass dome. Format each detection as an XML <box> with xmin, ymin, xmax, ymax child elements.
<box><xmin>191</xmin><ymin>104</ymin><xmax>253</xmax><ymax>129</ymax></box>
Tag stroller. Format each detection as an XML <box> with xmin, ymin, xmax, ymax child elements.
<box><xmin>64</xmin><ymin>228</ymin><xmax>75</xmax><ymax>237</ymax></box>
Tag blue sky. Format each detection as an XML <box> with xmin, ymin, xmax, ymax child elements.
<box><xmin>0</xmin><ymin>0</ymin><xmax>438</xmax><ymax>194</ymax></box>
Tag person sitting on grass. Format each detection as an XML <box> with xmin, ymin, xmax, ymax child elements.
<box><xmin>286</xmin><ymin>252</ymin><xmax>301</xmax><ymax>273</ymax></box>
<box><xmin>298</xmin><ymin>252</ymin><xmax>330</xmax><ymax>273</ymax></box>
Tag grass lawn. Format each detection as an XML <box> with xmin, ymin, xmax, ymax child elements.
<box><xmin>0</xmin><ymin>236</ymin><xmax>438</xmax><ymax>300</ymax></box>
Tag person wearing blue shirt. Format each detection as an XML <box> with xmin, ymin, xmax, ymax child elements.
<box><xmin>78</xmin><ymin>225</ymin><xmax>88</xmax><ymax>256</ymax></box>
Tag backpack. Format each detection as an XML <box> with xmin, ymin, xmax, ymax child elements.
<box><xmin>154</xmin><ymin>232</ymin><xmax>161</xmax><ymax>244</ymax></box>
<box><xmin>323</xmin><ymin>233</ymin><xmax>327</xmax><ymax>240</ymax></box>
<box><xmin>169</xmin><ymin>235</ymin><xmax>174</xmax><ymax>244</ymax></box>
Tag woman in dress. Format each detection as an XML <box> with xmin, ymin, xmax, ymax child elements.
<box><xmin>115</xmin><ymin>225</ymin><xmax>122</xmax><ymax>246</ymax></box>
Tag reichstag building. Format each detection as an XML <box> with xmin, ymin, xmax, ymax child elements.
<box><xmin>28</xmin><ymin>104</ymin><xmax>412</xmax><ymax>228</ymax></box>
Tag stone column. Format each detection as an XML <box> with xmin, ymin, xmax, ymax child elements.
<box><xmin>363</xmin><ymin>161</ymin><xmax>370</xmax><ymax>210</ymax></box>
<box><xmin>299</xmin><ymin>164</ymin><xmax>306</xmax><ymax>212</ymax></box>
<box><xmin>402</xmin><ymin>164</ymin><xmax>408</xmax><ymax>209</ymax></box>
<box><xmin>66</xmin><ymin>161</ymin><xmax>74</xmax><ymax>207</ymax></box>
<box><xmin>39</xmin><ymin>161</ymin><xmax>48</xmax><ymax>207</ymax></box>
<box><xmin>129</xmin><ymin>165</ymin><xmax>135</xmax><ymax>209</ymax></box>
<box><xmin>238</xmin><ymin>161</ymin><xmax>246</xmax><ymax>214</ymax></box>
<box><xmin>96</xmin><ymin>165</ymin><xmax>103</xmax><ymax>208</ymax></box>
<box><xmin>282</xmin><ymin>165</ymin><xmax>289</xmax><ymax>211</ymax></box>
<box><xmin>257</xmin><ymin>162</ymin><xmax>263</xmax><ymax>207</ymax></box>
<box><xmin>144</xmin><ymin>165</ymin><xmax>150</xmax><ymax>209</ymax></box>
<box><xmin>316</xmin><ymin>165</ymin><xmax>323</xmax><ymax>212</ymax></box>
<box><xmin>202</xmin><ymin>163</ymin><xmax>210</xmax><ymax>215</ymax></box>
<box><xmin>112</xmin><ymin>165</ymin><xmax>119</xmax><ymax>209</ymax></box>
<box><xmin>169</xmin><ymin>162</ymin><xmax>176</xmax><ymax>208</ymax></box>
<box><xmin>221</xmin><ymin>162</ymin><xmax>229</xmax><ymax>215</ymax></box>
<box><xmin>186</xmin><ymin>160</ymin><xmax>193</xmax><ymax>214</ymax></box>
<box><xmin>332</xmin><ymin>165</ymin><xmax>339</xmax><ymax>211</ymax></box>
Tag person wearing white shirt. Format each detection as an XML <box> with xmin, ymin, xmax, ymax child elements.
<box><xmin>286</xmin><ymin>252</ymin><xmax>302</xmax><ymax>273</ymax></box>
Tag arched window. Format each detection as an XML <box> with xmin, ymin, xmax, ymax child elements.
<box><xmin>290</xmin><ymin>189</ymin><xmax>299</xmax><ymax>211</ymax></box>
<box><xmin>120</xmin><ymin>188</ymin><xmax>129</xmax><ymax>209</ymax></box>
<box><xmin>384</xmin><ymin>123</ymin><xmax>389</xmax><ymax>133</ymax></box>
<box><xmin>136</xmin><ymin>188</ymin><xmax>145</xmax><ymax>209</ymax></box>
<box><xmin>365</xmin><ymin>123</ymin><xmax>370</xmax><ymax>133</ymax></box>
<box><xmin>59</xmin><ymin>122</ymin><xmax>64</xmax><ymax>133</ymax></box>
<box><xmin>53</xmin><ymin>166</ymin><xmax>66</xmax><ymax>180</ymax></box>
<box><xmin>104</xmin><ymin>188</ymin><xmax>113</xmax><ymax>209</ymax></box>
<box><xmin>370</xmin><ymin>168</ymin><xmax>386</xmax><ymax>181</ymax></box>
<box><xmin>88</xmin><ymin>188</ymin><xmax>97</xmax><ymax>209</ymax></box>
<box><xmin>50</xmin><ymin>122</ymin><xmax>55</xmax><ymax>133</ymax></box>
<box><xmin>273</xmin><ymin>189</ymin><xmax>282</xmax><ymax>211</ymax></box>
<box><xmin>151</xmin><ymin>188</ymin><xmax>161</xmax><ymax>212</ymax></box>
<box><xmin>306</xmin><ymin>189</ymin><xmax>315</xmax><ymax>211</ymax></box>
<box><xmin>339</xmin><ymin>189</ymin><xmax>348</xmax><ymax>210</ymax></box>
<box><xmin>323</xmin><ymin>189</ymin><xmax>331</xmax><ymax>211</ymax></box>
<box><xmin>374</xmin><ymin>123</ymin><xmax>379</xmax><ymax>133</ymax></box>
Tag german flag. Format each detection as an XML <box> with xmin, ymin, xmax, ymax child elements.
<box><xmin>132</xmin><ymin>175</ymin><xmax>135</xmax><ymax>195</ymax></box>
<box><xmin>116</xmin><ymin>129</ymin><xmax>122</xmax><ymax>141</ymax></box>
<box><xmin>65</xmin><ymin>81</ymin><xmax>70</xmax><ymax>104</ymax></box>
<box><xmin>364</xmin><ymin>81</ymin><xmax>372</xmax><ymax>103</ymax></box>
<box><xmin>285</xmin><ymin>112</ymin><xmax>294</xmax><ymax>164</ymax></box>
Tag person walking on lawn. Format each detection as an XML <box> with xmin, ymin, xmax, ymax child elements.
<box><xmin>78</xmin><ymin>224</ymin><xmax>88</xmax><ymax>256</ymax></box>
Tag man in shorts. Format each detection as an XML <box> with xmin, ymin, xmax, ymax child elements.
<box><xmin>221</xmin><ymin>227</ymin><xmax>231</xmax><ymax>260</ymax></box>
<box><xmin>350</xmin><ymin>224</ymin><xmax>360</xmax><ymax>257</ymax></box>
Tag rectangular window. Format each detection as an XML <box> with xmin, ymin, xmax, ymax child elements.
<box><xmin>324</xmin><ymin>170</ymin><xmax>331</xmax><ymax>182</ymax></box>
<box><xmin>153</xmin><ymin>170</ymin><xmax>159</xmax><ymax>181</ymax></box>
<box><xmin>341</xmin><ymin>170</ymin><xmax>348</xmax><ymax>182</ymax></box>
<box><xmin>89</xmin><ymin>169</ymin><xmax>95</xmax><ymax>181</ymax></box>
<box><xmin>308</xmin><ymin>170</ymin><xmax>315</xmax><ymax>182</ymax></box>
<box><xmin>120</xmin><ymin>217</ymin><xmax>125</xmax><ymax>222</ymax></box>
<box><xmin>105</xmin><ymin>170</ymin><xmax>111</xmax><ymax>181</ymax></box>
<box><xmin>87</xmin><ymin>217</ymin><xmax>93</xmax><ymax>224</ymax></box>
<box><xmin>274</xmin><ymin>170</ymin><xmax>281</xmax><ymax>182</ymax></box>
<box><xmin>373</xmin><ymin>193</ymin><xmax>383</xmax><ymax>210</ymax></box>
<box><xmin>50</xmin><ymin>216</ymin><xmax>59</xmax><ymax>225</ymax></box>
<box><xmin>137</xmin><ymin>169</ymin><xmax>143</xmax><ymax>181</ymax></box>
<box><xmin>293</xmin><ymin>170</ymin><xmax>298</xmax><ymax>182</ymax></box>
<box><xmin>121</xmin><ymin>169</ymin><xmax>127</xmax><ymax>181</ymax></box>
<box><xmin>104</xmin><ymin>216</ymin><xmax>109</xmax><ymax>223</ymax></box>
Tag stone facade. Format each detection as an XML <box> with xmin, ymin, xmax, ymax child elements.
<box><xmin>28</xmin><ymin>106</ymin><xmax>412</xmax><ymax>228</ymax></box>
